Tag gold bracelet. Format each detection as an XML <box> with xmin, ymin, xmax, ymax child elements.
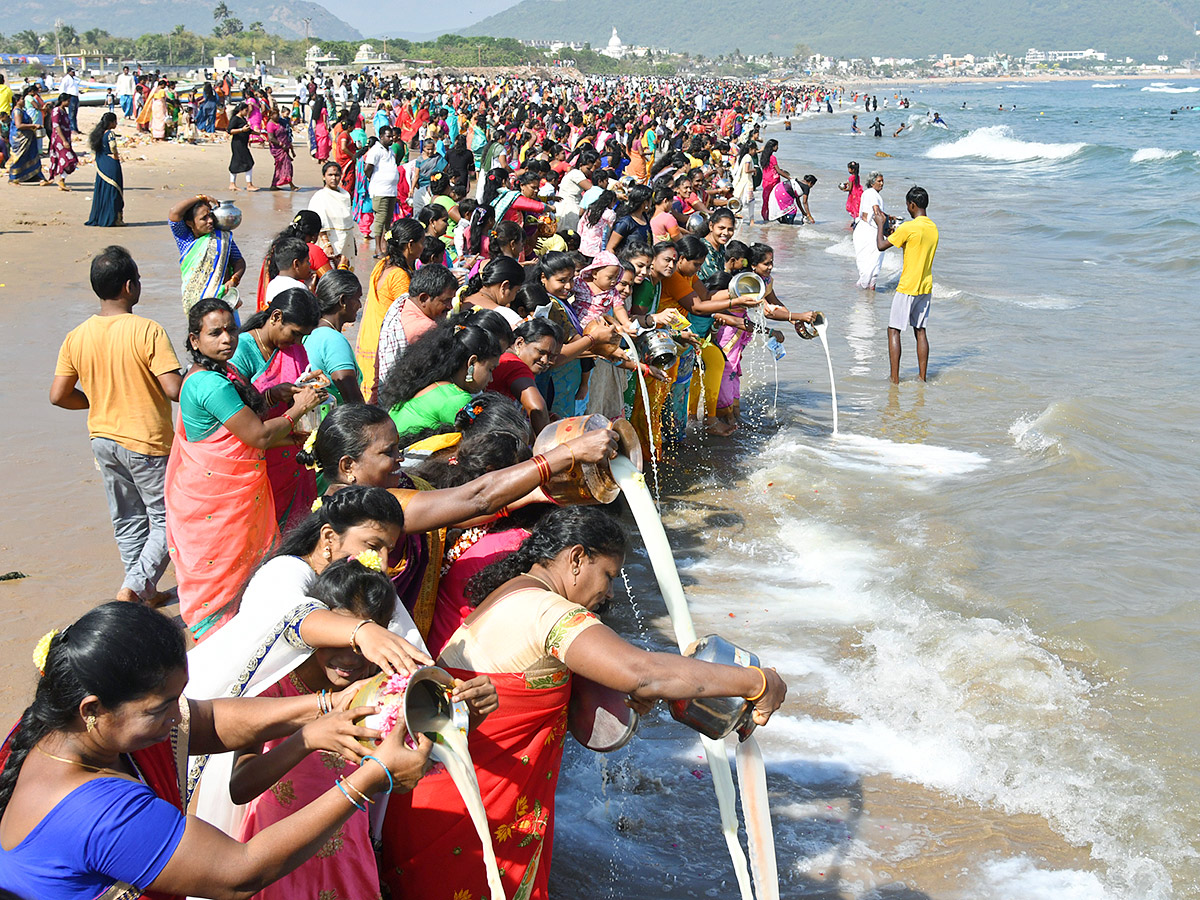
<box><xmin>745</xmin><ymin>666</ymin><xmax>768</xmax><ymax>703</ymax></box>
<box><xmin>342</xmin><ymin>776</ymin><xmax>375</xmax><ymax>806</ymax></box>
<box><xmin>563</xmin><ymin>443</ymin><xmax>576</xmax><ymax>475</ymax></box>
<box><xmin>349</xmin><ymin>619</ymin><xmax>369</xmax><ymax>655</ymax></box>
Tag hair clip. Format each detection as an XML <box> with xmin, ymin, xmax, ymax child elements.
<box><xmin>454</xmin><ymin>324</ymin><xmax>466</xmax><ymax>334</ymax></box>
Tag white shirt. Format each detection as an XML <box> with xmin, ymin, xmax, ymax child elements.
<box><xmin>557</xmin><ymin>168</ymin><xmax>588</xmax><ymax>216</ymax></box>
<box><xmin>61</xmin><ymin>74</ymin><xmax>79</xmax><ymax>97</ymax></box>
<box><xmin>365</xmin><ymin>142</ymin><xmax>400</xmax><ymax>197</ymax></box>
<box><xmin>116</xmin><ymin>73</ymin><xmax>135</xmax><ymax>95</ymax></box>
<box><xmin>857</xmin><ymin>187</ymin><xmax>885</xmax><ymax>226</ymax></box>
<box><xmin>264</xmin><ymin>275</ymin><xmax>307</xmax><ymax>304</ymax></box>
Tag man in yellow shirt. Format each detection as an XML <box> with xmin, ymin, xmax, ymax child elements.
<box><xmin>50</xmin><ymin>247</ymin><xmax>183</xmax><ymax>604</ymax></box>
<box><xmin>875</xmin><ymin>186</ymin><xmax>938</xmax><ymax>383</ymax></box>
<box><xmin>0</xmin><ymin>74</ymin><xmax>12</xmax><ymax>118</ymax></box>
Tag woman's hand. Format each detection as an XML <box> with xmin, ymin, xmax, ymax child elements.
<box><xmin>769</xmin><ymin>330</ymin><xmax>785</xmax><ymax>344</ymax></box>
<box><xmin>566</xmin><ymin>427</ymin><xmax>620</xmax><ymax>464</ymax></box>
<box><xmin>451</xmin><ymin>675</ymin><xmax>499</xmax><ymax>720</ymax></box>
<box><xmin>286</xmin><ymin>384</ymin><xmax>326</xmax><ymax>417</ymax></box>
<box><xmin>734</xmin><ymin>295</ymin><xmax>764</xmax><ymax>309</ymax></box>
<box><xmin>265</xmin><ymin>383</ymin><xmax>298</xmax><ymax>407</ymax></box>
<box><xmin>374</xmin><ymin>711</ymin><xmax>434</xmax><ymax>794</ymax></box>
<box><xmin>586</xmin><ymin>320</ymin><xmax>617</xmax><ymax>346</ymax></box>
<box><xmin>645</xmin><ymin>365</ymin><xmax>670</xmax><ymax>383</ymax></box>
<box><xmin>750</xmin><ymin>667</ymin><xmax>788</xmax><ymax>726</ymax></box>
<box><xmin>354</xmin><ymin>623</ymin><xmax>433</xmax><ymax>676</ymax></box>
<box><xmin>300</xmin><ymin>707</ymin><xmax>380</xmax><ymax>761</ymax></box>
<box><xmin>625</xmin><ymin>695</ymin><xmax>655</xmax><ymax>716</ymax></box>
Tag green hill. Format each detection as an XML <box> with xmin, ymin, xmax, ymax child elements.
<box><xmin>461</xmin><ymin>0</ymin><xmax>1200</xmax><ymax>61</ymax></box>
<box><xmin>5</xmin><ymin>0</ymin><xmax>360</xmax><ymax>43</ymax></box>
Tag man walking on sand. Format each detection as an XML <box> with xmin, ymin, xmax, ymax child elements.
<box><xmin>875</xmin><ymin>185</ymin><xmax>938</xmax><ymax>383</ymax></box>
<box><xmin>50</xmin><ymin>246</ymin><xmax>183</xmax><ymax>605</ymax></box>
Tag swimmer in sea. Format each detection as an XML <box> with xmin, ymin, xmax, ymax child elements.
<box><xmin>893</xmin><ymin>123</ymin><xmax>907</xmax><ymax>137</ymax></box>
<box><xmin>851</xmin><ymin>114</ymin><xmax>860</xmax><ymax>134</ymax></box>
<box><xmin>871</xmin><ymin>117</ymin><xmax>884</xmax><ymax>137</ymax></box>
<box><xmin>931</xmin><ymin>112</ymin><xmax>946</xmax><ymax>126</ymax></box>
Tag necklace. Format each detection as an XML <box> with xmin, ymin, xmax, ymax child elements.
<box><xmin>252</xmin><ymin>328</ymin><xmax>271</xmax><ymax>359</ymax></box>
<box><xmin>35</xmin><ymin>744</ymin><xmax>124</xmax><ymax>776</ymax></box>
<box><xmin>319</xmin><ymin>316</ymin><xmax>339</xmax><ymax>331</ymax></box>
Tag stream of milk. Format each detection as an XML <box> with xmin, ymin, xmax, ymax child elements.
<box><xmin>612</xmin><ymin>454</ymin><xmax>778</xmax><ymax>900</ymax></box>
<box><xmin>813</xmin><ymin>317</ymin><xmax>839</xmax><ymax>434</ymax></box>
<box><xmin>435</xmin><ymin>726</ymin><xmax>507</xmax><ymax>900</ymax></box>
<box><xmin>621</xmin><ymin>332</ymin><xmax>662</xmax><ymax>500</ymax></box>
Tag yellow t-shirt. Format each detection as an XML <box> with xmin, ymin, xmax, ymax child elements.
<box><xmin>55</xmin><ymin>314</ymin><xmax>181</xmax><ymax>456</ymax></box>
<box><xmin>889</xmin><ymin>216</ymin><xmax>939</xmax><ymax>296</ymax></box>
<box><xmin>0</xmin><ymin>83</ymin><xmax>13</xmax><ymax>116</ymax></box>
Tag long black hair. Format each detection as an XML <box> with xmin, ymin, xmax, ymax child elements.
<box><xmin>308</xmin><ymin>557</ymin><xmax>397</xmax><ymax>625</ymax></box>
<box><xmin>297</xmin><ymin>403</ymin><xmax>392</xmax><ymax>479</ymax></box>
<box><xmin>262</xmin><ymin>211</ymin><xmax>323</xmax><ymax>281</ymax></box>
<box><xmin>759</xmin><ymin>139</ymin><xmax>778</xmax><ymax>171</ymax></box>
<box><xmin>488</xmin><ymin>220</ymin><xmax>524</xmax><ymax>259</ymax></box>
<box><xmin>385</xmin><ymin>219</ymin><xmax>425</xmax><ymax>272</ymax></box>
<box><xmin>275</xmin><ymin>485</ymin><xmax>405</xmax><ymax>558</ymax></box>
<box><xmin>88</xmin><ymin>112</ymin><xmax>117</xmax><ymax>156</ymax></box>
<box><xmin>448</xmin><ymin>306</ymin><xmax>514</xmax><ymax>350</ymax></box>
<box><xmin>674</xmin><ymin>234</ymin><xmax>710</xmax><ymax>264</ymax></box>
<box><xmin>378</xmin><ymin>319</ymin><xmax>502</xmax><ymax>412</ymax></box>
<box><xmin>465</xmin><ymin>256</ymin><xmax>524</xmax><ymax>298</ymax></box>
<box><xmin>240</xmin><ymin>286</ymin><xmax>320</xmax><ymax>334</ymax></box>
<box><xmin>186</xmin><ymin>298</ymin><xmax>264</xmax><ymax>414</ymax></box>
<box><xmin>614</xmin><ymin>183</ymin><xmax>652</xmax><ymax>221</ymax></box>
<box><xmin>412</xmin><ymin>429</ymin><xmax>531</xmax><ymax>489</ymax></box>
<box><xmin>465</xmin><ymin>506</ymin><xmax>629</xmax><ymax>605</ymax></box>
<box><xmin>314</xmin><ymin>269</ymin><xmax>362</xmax><ymax>315</ymax></box>
<box><xmin>0</xmin><ymin>603</ymin><xmax>187</xmax><ymax>817</ymax></box>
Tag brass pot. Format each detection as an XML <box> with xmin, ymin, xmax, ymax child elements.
<box><xmin>582</xmin><ymin>315</ymin><xmax>624</xmax><ymax>359</ymax></box>
<box><xmin>531</xmin><ymin>414</ymin><xmax>643</xmax><ymax>505</ymax></box>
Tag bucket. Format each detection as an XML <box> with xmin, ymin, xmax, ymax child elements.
<box><xmin>351</xmin><ymin>666</ymin><xmax>469</xmax><ymax>749</ymax></box>
<box><xmin>532</xmin><ymin>415</ymin><xmax>643</xmax><ymax>506</ymax></box>
<box><xmin>668</xmin><ymin>634</ymin><xmax>760</xmax><ymax>742</ymax></box>
<box><xmin>568</xmin><ymin>675</ymin><xmax>639</xmax><ymax>752</ymax></box>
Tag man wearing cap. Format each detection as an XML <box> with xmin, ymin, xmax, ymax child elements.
<box><xmin>61</xmin><ymin>67</ymin><xmax>81</xmax><ymax>133</ymax></box>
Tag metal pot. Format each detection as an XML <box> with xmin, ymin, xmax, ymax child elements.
<box><xmin>350</xmin><ymin>666</ymin><xmax>469</xmax><ymax>749</ymax></box>
<box><xmin>211</xmin><ymin>199</ymin><xmax>242</xmax><ymax>231</ymax></box>
<box><xmin>635</xmin><ymin>329</ymin><xmax>679</xmax><ymax>369</ymax></box>
<box><xmin>582</xmin><ymin>315</ymin><xmax>624</xmax><ymax>359</ymax></box>
<box><xmin>668</xmin><ymin>634</ymin><xmax>760</xmax><ymax>742</ymax></box>
<box><xmin>568</xmin><ymin>674</ymin><xmax>639</xmax><ymax>752</ymax></box>
<box><xmin>727</xmin><ymin>198</ymin><xmax>743</xmax><ymax>214</ymax></box>
<box><xmin>686</xmin><ymin>212</ymin><xmax>708</xmax><ymax>234</ymax></box>
<box><xmin>730</xmin><ymin>271</ymin><xmax>766</xmax><ymax>301</ymax></box>
<box><xmin>531</xmin><ymin>414</ymin><xmax>643</xmax><ymax>505</ymax></box>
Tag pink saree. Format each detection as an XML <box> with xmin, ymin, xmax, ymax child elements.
<box><xmin>166</xmin><ymin>376</ymin><xmax>278</xmax><ymax>639</ymax></box>
<box><xmin>249</xmin><ymin>344</ymin><xmax>318</xmax><ymax>532</ymax></box>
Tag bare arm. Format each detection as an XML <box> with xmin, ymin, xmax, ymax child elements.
<box><xmin>221</xmin><ymin>385</ymin><xmax>323</xmax><ymax>450</ymax></box>
<box><xmin>49</xmin><ymin>374</ymin><xmax>88</xmax><ymax>409</ymax></box>
<box><xmin>874</xmin><ymin>209</ymin><xmax>895</xmax><ymax>252</ymax></box>
<box><xmin>157</xmin><ymin>371</ymin><xmax>183</xmax><ymax>402</ymax></box>
<box><xmin>169</xmin><ymin>194</ymin><xmax>215</xmax><ymax>222</ymax></box>
<box><xmin>399</xmin><ymin>429</ymin><xmax>618</xmax><ymax>533</ymax></box>
<box><xmin>328</xmin><ymin>369</ymin><xmax>365</xmax><ymax>405</ymax></box>
<box><xmin>512</xmin><ymin>379</ymin><xmax>550</xmax><ymax>434</ymax></box>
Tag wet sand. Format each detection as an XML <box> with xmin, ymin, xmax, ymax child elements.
<box><xmin>0</xmin><ymin>105</ymin><xmax>1097</xmax><ymax>899</ymax></box>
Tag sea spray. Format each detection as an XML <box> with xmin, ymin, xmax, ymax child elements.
<box><xmin>612</xmin><ymin>455</ymin><xmax>778</xmax><ymax>900</ymax></box>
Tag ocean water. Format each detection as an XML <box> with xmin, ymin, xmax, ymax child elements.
<box><xmin>550</xmin><ymin>80</ymin><xmax>1200</xmax><ymax>899</ymax></box>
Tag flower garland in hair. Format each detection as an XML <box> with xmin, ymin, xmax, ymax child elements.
<box><xmin>441</xmin><ymin>526</ymin><xmax>487</xmax><ymax>576</ymax></box>
<box><xmin>311</xmin><ymin>497</ymin><xmax>324</xmax><ymax>513</ymax></box>
<box><xmin>33</xmin><ymin>630</ymin><xmax>58</xmax><ymax>675</ymax></box>
<box><xmin>301</xmin><ymin>429</ymin><xmax>320</xmax><ymax>470</ymax></box>
<box><xmin>355</xmin><ymin>549</ymin><xmax>384</xmax><ymax>572</ymax></box>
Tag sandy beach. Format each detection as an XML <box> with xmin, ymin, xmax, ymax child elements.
<box><xmin>0</xmin><ymin>102</ymin><xmax>1107</xmax><ymax>899</ymax></box>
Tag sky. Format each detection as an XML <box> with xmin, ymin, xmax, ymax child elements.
<box><xmin>315</xmin><ymin>0</ymin><xmax>523</xmax><ymax>35</ymax></box>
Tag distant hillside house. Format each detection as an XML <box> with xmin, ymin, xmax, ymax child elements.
<box><xmin>354</xmin><ymin>44</ymin><xmax>391</xmax><ymax>65</ymax></box>
<box><xmin>1026</xmin><ymin>47</ymin><xmax>1107</xmax><ymax>65</ymax></box>
<box><xmin>213</xmin><ymin>54</ymin><xmax>239</xmax><ymax>72</ymax></box>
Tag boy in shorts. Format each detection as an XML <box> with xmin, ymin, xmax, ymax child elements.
<box><xmin>874</xmin><ymin>186</ymin><xmax>938</xmax><ymax>383</ymax></box>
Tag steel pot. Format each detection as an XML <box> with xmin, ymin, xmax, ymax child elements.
<box><xmin>669</xmin><ymin>634</ymin><xmax>761</xmax><ymax>742</ymax></box>
<box><xmin>211</xmin><ymin>199</ymin><xmax>242</xmax><ymax>231</ymax></box>
<box><xmin>635</xmin><ymin>329</ymin><xmax>679</xmax><ymax>369</ymax></box>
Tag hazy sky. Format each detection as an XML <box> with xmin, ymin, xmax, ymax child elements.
<box><xmin>317</xmin><ymin>0</ymin><xmax>523</xmax><ymax>34</ymax></box>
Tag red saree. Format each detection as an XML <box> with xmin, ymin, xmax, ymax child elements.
<box><xmin>248</xmin><ymin>344</ymin><xmax>318</xmax><ymax>533</ymax></box>
<box><xmin>380</xmin><ymin>669</ymin><xmax>572</xmax><ymax>900</ymax></box>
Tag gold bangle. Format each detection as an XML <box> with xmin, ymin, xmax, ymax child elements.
<box><xmin>563</xmin><ymin>443</ymin><xmax>576</xmax><ymax>475</ymax></box>
<box><xmin>745</xmin><ymin>666</ymin><xmax>768</xmax><ymax>703</ymax></box>
<box><xmin>349</xmin><ymin>619</ymin><xmax>369</xmax><ymax>655</ymax></box>
<box><xmin>343</xmin><ymin>776</ymin><xmax>375</xmax><ymax>806</ymax></box>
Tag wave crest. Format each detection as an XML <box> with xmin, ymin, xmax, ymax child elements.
<box><xmin>925</xmin><ymin>125</ymin><xmax>1086</xmax><ymax>162</ymax></box>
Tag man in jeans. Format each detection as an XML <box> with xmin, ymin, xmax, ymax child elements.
<box><xmin>50</xmin><ymin>246</ymin><xmax>182</xmax><ymax>604</ymax></box>
<box><xmin>60</xmin><ymin>66</ymin><xmax>81</xmax><ymax>133</ymax></box>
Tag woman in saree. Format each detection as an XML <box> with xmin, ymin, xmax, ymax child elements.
<box><xmin>310</xmin><ymin>95</ymin><xmax>332</xmax><ymax>164</ymax></box>
<box><xmin>230</xmin><ymin>288</ymin><xmax>323</xmax><ymax>533</ymax></box>
<box><xmin>309</xmin><ymin>161</ymin><xmax>358</xmax><ymax>268</ymax></box>
<box><xmin>167</xmin><ymin>298</ymin><xmax>324</xmax><ymax>639</ymax></box>
<box><xmin>332</xmin><ymin>109</ymin><xmax>356</xmax><ymax>194</ymax></box>
<box><xmin>853</xmin><ymin>170</ymin><xmax>888</xmax><ymax>290</ymax></box>
<box><xmin>265</xmin><ymin>108</ymin><xmax>295</xmax><ymax>191</ymax></box>
<box><xmin>0</xmin><ymin>601</ymin><xmax>432</xmax><ymax>900</ymax></box>
<box><xmin>85</xmin><ymin>113</ymin><xmax>124</xmax><ymax>227</ymax></box>
<box><xmin>355</xmin><ymin>218</ymin><xmax>423</xmax><ymax>402</ymax></box>
<box><xmin>137</xmin><ymin>80</ymin><xmax>169</xmax><ymax>140</ymax></box>
<box><xmin>758</xmin><ymin>139</ymin><xmax>783</xmax><ymax>221</ymax></box>
<box><xmin>379</xmin><ymin>506</ymin><xmax>788</xmax><ymax>900</ymax></box>
<box><xmin>168</xmin><ymin>193</ymin><xmax>247</xmax><ymax>317</ymax></box>
<box><xmin>6</xmin><ymin>87</ymin><xmax>49</xmax><ymax>185</ymax></box>
<box><xmin>301</xmin><ymin>401</ymin><xmax>619</xmax><ymax>641</ymax></box>
<box><xmin>47</xmin><ymin>93</ymin><xmax>77</xmax><ymax>191</ymax></box>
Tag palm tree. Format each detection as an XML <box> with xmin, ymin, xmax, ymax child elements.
<box><xmin>213</xmin><ymin>2</ymin><xmax>230</xmax><ymax>21</ymax></box>
<box><xmin>82</xmin><ymin>28</ymin><xmax>109</xmax><ymax>47</ymax></box>
<box><xmin>15</xmin><ymin>29</ymin><xmax>42</xmax><ymax>53</ymax></box>
<box><xmin>58</xmin><ymin>24</ymin><xmax>79</xmax><ymax>49</ymax></box>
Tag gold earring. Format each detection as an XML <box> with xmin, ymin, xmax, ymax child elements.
<box><xmin>85</xmin><ymin>715</ymin><xmax>97</xmax><ymax>733</ymax></box>
<box><xmin>324</xmin><ymin>546</ymin><xmax>333</xmax><ymax>560</ymax></box>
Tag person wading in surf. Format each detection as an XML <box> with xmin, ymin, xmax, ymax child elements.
<box><xmin>875</xmin><ymin>186</ymin><xmax>938</xmax><ymax>384</ymax></box>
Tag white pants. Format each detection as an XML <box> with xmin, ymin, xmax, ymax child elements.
<box><xmin>853</xmin><ymin>219</ymin><xmax>883</xmax><ymax>288</ymax></box>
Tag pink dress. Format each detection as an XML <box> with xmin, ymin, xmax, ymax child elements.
<box><xmin>236</xmin><ymin>673</ymin><xmax>381</xmax><ymax>900</ymax></box>
<box><xmin>759</xmin><ymin>154</ymin><xmax>779</xmax><ymax>220</ymax></box>
<box><xmin>845</xmin><ymin>174</ymin><xmax>863</xmax><ymax>221</ymax></box>
<box><xmin>48</xmin><ymin>106</ymin><xmax>78</xmax><ymax>179</ymax></box>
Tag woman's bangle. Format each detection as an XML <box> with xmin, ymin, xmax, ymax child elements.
<box><xmin>531</xmin><ymin>453</ymin><xmax>552</xmax><ymax>485</ymax></box>
<box><xmin>336</xmin><ymin>778</ymin><xmax>367</xmax><ymax>812</ymax></box>
<box><xmin>349</xmin><ymin>619</ymin><xmax>369</xmax><ymax>655</ymax></box>
<box><xmin>283</xmin><ymin>412</ymin><xmax>296</xmax><ymax>428</ymax></box>
<box><xmin>745</xmin><ymin>665</ymin><xmax>768</xmax><ymax>702</ymax></box>
<box><xmin>562</xmin><ymin>443</ymin><xmax>576</xmax><ymax>475</ymax></box>
<box><xmin>343</xmin><ymin>777</ymin><xmax>375</xmax><ymax>806</ymax></box>
<box><xmin>361</xmin><ymin>755</ymin><xmax>394</xmax><ymax>794</ymax></box>
<box><xmin>316</xmin><ymin>689</ymin><xmax>330</xmax><ymax>716</ymax></box>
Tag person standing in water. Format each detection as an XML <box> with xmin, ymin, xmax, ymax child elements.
<box><xmin>870</xmin><ymin>117</ymin><xmax>885</xmax><ymax>137</ymax></box>
<box><xmin>875</xmin><ymin>186</ymin><xmax>938</xmax><ymax>384</ymax></box>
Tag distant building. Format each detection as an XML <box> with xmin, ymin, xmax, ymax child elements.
<box><xmin>1026</xmin><ymin>47</ymin><xmax>1107</xmax><ymax>65</ymax></box>
<box><xmin>213</xmin><ymin>53</ymin><xmax>238</xmax><ymax>72</ymax></box>
<box><xmin>305</xmin><ymin>44</ymin><xmax>340</xmax><ymax>69</ymax></box>
<box><xmin>601</xmin><ymin>27</ymin><xmax>626</xmax><ymax>59</ymax></box>
<box><xmin>354</xmin><ymin>43</ymin><xmax>391</xmax><ymax>65</ymax></box>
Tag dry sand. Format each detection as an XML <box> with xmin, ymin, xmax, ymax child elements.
<box><xmin>0</xmin><ymin>104</ymin><xmax>1097</xmax><ymax>899</ymax></box>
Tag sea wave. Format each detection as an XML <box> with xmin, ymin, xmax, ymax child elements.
<box><xmin>1131</xmin><ymin>147</ymin><xmax>1184</xmax><ymax>163</ymax></box>
<box><xmin>1141</xmin><ymin>85</ymin><xmax>1200</xmax><ymax>93</ymax></box>
<box><xmin>1010</xmin><ymin>411</ymin><xmax>1062</xmax><ymax>455</ymax></box>
<box><xmin>925</xmin><ymin>125</ymin><xmax>1086</xmax><ymax>162</ymax></box>
<box><xmin>1092</xmin><ymin>82</ymin><xmax>1121</xmax><ymax>88</ymax></box>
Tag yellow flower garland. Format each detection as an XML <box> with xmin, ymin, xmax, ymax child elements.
<box><xmin>32</xmin><ymin>629</ymin><xmax>58</xmax><ymax>674</ymax></box>
<box><xmin>354</xmin><ymin>549</ymin><xmax>384</xmax><ymax>572</ymax></box>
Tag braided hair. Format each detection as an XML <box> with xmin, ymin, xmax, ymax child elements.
<box><xmin>275</xmin><ymin>485</ymin><xmax>405</xmax><ymax>558</ymax></box>
<box><xmin>0</xmin><ymin>603</ymin><xmax>186</xmax><ymax>817</ymax></box>
<box><xmin>465</xmin><ymin>506</ymin><xmax>629</xmax><ymax>606</ymax></box>
<box><xmin>296</xmin><ymin>404</ymin><xmax>392</xmax><ymax>480</ymax></box>
<box><xmin>185</xmin><ymin>298</ymin><xmax>264</xmax><ymax>415</ymax></box>
<box><xmin>377</xmin><ymin>319</ymin><xmax>501</xmax><ymax>413</ymax></box>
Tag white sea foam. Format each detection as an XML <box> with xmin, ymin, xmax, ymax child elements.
<box><xmin>1142</xmin><ymin>85</ymin><xmax>1200</xmax><ymax>93</ymax></box>
<box><xmin>1009</xmin><ymin>411</ymin><xmax>1062</xmax><ymax>454</ymax></box>
<box><xmin>1131</xmin><ymin>147</ymin><xmax>1184</xmax><ymax>163</ymax></box>
<box><xmin>925</xmin><ymin>125</ymin><xmax>1086</xmax><ymax>162</ymax></box>
<box><xmin>973</xmin><ymin>857</ymin><xmax>1110</xmax><ymax>900</ymax></box>
<box><xmin>1092</xmin><ymin>82</ymin><xmax>1121</xmax><ymax>88</ymax></box>
<box><xmin>824</xmin><ymin>236</ymin><xmax>856</xmax><ymax>259</ymax></box>
<box><xmin>767</xmin><ymin>432</ymin><xmax>989</xmax><ymax>481</ymax></box>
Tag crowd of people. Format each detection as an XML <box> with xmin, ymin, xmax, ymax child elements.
<box><xmin>1</xmin><ymin>65</ymin><xmax>943</xmax><ymax>900</ymax></box>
